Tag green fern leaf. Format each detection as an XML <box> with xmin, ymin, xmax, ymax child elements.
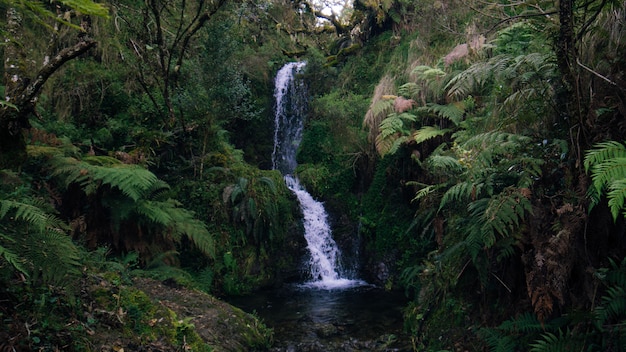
<box><xmin>425</xmin><ymin>154</ymin><xmax>465</xmax><ymax>176</ymax></box>
<box><xmin>413</xmin><ymin>126</ymin><xmax>452</xmax><ymax>145</ymax></box>
<box><xmin>376</xmin><ymin>112</ymin><xmax>416</xmax><ymax>156</ymax></box>
<box><xmin>412</xmin><ymin>184</ymin><xmax>441</xmax><ymax>203</ymax></box>
<box><xmin>412</xmin><ymin>65</ymin><xmax>446</xmax><ymax>81</ymax></box>
<box><xmin>439</xmin><ymin>181</ymin><xmax>477</xmax><ymax>212</ymax></box>
<box><xmin>417</xmin><ymin>103</ymin><xmax>464</xmax><ymax>126</ymax></box>
<box><xmin>529</xmin><ymin>330</ymin><xmax>580</xmax><ymax>352</ymax></box>
<box><xmin>0</xmin><ymin>241</ymin><xmax>29</xmax><ymax>276</ymax></box>
<box><xmin>584</xmin><ymin>141</ymin><xmax>626</xmax><ymax>172</ymax></box>
<box><xmin>478</xmin><ymin>328</ymin><xmax>518</xmax><ymax>352</ymax></box>
<box><xmin>607</xmin><ymin>179</ymin><xmax>626</xmax><ymax>221</ymax></box>
<box><xmin>498</xmin><ymin>312</ymin><xmax>544</xmax><ymax>333</ymax></box>
<box><xmin>398</xmin><ymin>82</ymin><xmax>420</xmax><ymax>97</ymax></box>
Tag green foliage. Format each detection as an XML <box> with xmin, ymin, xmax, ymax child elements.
<box><xmin>585</xmin><ymin>140</ymin><xmax>626</xmax><ymax>220</ymax></box>
<box><xmin>0</xmin><ymin>175</ymin><xmax>80</xmax><ymax>285</ymax></box>
<box><xmin>376</xmin><ymin>112</ymin><xmax>416</xmax><ymax>156</ymax></box>
<box><xmin>225</xmin><ymin>175</ymin><xmax>284</xmax><ymax>248</ymax></box>
<box><xmin>49</xmin><ymin>155</ymin><xmax>215</xmax><ymax>259</ymax></box>
<box><xmin>51</xmin><ymin>156</ymin><xmax>159</xmax><ymax>202</ymax></box>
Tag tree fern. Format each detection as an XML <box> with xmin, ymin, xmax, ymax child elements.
<box><xmin>49</xmin><ymin>154</ymin><xmax>215</xmax><ymax>260</ymax></box>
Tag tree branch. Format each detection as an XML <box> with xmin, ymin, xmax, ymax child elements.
<box><xmin>22</xmin><ymin>39</ymin><xmax>97</xmax><ymax>108</ymax></box>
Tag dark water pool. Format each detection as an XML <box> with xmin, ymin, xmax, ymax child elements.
<box><xmin>227</xmin><ymin>284</ymin><xmax>412</xmax><ymax>351</ymax></box>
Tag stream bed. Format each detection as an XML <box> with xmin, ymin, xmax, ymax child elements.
<box><xmin>228</xmin><ymin>284</ymin><xmax>413</xmax><ymax>351</ymax></box>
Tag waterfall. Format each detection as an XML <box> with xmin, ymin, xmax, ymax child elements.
<box><xmin>271</xmin><ymin>62</ymin><xmax>364</xmax><ymax>289</ymax></box>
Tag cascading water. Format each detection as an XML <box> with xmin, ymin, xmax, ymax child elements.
<box><xmin>271</xmin><ymin>62</ymin><xmax>364</xmax><ymax>289</ymax></box>
<box><xmin>225</xmin><ymin>63</ymin><xmax>410</xmax><ymax>352</ymax></box>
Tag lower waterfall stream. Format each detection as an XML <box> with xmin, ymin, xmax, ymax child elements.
<box><xmin>228</xmin><ymin>62</ymin><xmax>411</xmax><ymax>351</ymax></box>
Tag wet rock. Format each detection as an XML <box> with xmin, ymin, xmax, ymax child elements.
<box><xmin>313</xmin><ymin>322</ymin><xmax>339</xmax><ymax>337</ymax></box>
<box><xmin>376</xmin><ymin>261</ymin><xmax>390</xmax><ymax>283</ymax></box>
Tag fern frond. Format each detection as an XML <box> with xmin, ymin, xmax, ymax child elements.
<box><xmin>461</xmin><ymin>131</ymin><xmax>530</xmax><ymax>151</ymax></box>
<box><xmin>376</xmin><ymin>112</ymin><xmax>416</xmax><ymax>156</ymax></box>
<box><xmin>597</xmin><ymin>286</ymin><xmax>626</xmax><ymax>326</ymax></box>
<box><xmin>411</xmin><ymin>184</ymin><xmax>441</xmax><ymax>203</ymax></box>
<box><xmin>589</xmin><ymin>156</ymin><xmax>626</xmax><ymax>194</ymax></box>
<box><xmin>24</xmin><ymin>228</ymin><xmax>80</xmax><ymax>285</ymax></box>
<box><xmin>480</xmin><ymin>189</ymin><xmax>532</xmax><ymax>238</ymax></box>
<box><xmin>258</xmin><ymin>177</ymin><xmax>278</xmax><ymax>194</ymax></box>
<box><xmin>398</xmin><ymin>82</ymin><xmax>420</xmax><ymax>97</ymax></box>
<box><xmin>478</xmin><ymin>327</ymin><xmax>518</xmax><ymax>352</ymax></box>
<box><xmin>529</xmin><ymin>330</ymin><xmax>579</xmax><ymax>352</ymax></box>
<box><xmin>371</xmin><ymin>99</ymin><xmax>396</xmax><ymax>118</ymax></box>
<box><xmin>498</xmin><ymin>312</ymin><xmax>544</xmax><ymax>333</ymax></box>
<box><xmin>0</xmin><ymin>199</ymin><xmax>68</xmax><ymax>233</ymax></box>
<box><xmin>0</xmin><ymin>241</ymin><xmax>29</xmax><ymax>276</ymax></box>
<box><xmin>412</xmin><ymin>65</ymin><xmax>446</xmax><ymax>81</ymax></box>
<box><xmin>439</xmin><ymin>181</ymin><xmax>478</xmax><ymax>212</ymax></box>
<box><xmin>607</xmin><ymin>179</ymin><xmax>626</xmax><ymax>221</ymax></box>
<box><xmin>425</xmin><ymin>154</ymin><xmax>465</xmax><ymax>176</ymax></box>
<box><xmin>584</xmin><ymin>141</ymin><xmax>626</xmax><ymax>172</ymax></box>
<box><xmin>417</xmin><ymin>102</ymin><xmax>464</xmax><ymax>126</ymax></box>
<box><xmin>82</xmin><ymin>155</ymin><xmax>123</xmax><ymax>166</ymax></box>
<box><xmin>446</xmin><ymin>59</ymin><xmax>496</xmax><ymax>99</ymax></box>
<box><xmin>412</xmin><ymin>126</ymin><xmax>451</xmax><ymax>145</ymax></box>
<box><xmin>51</xmin><ymin>156</ymin><xmax>162</xmax><ymax>201</ymax></box>
<box><xmin>133</xmin><ymin>199</ymin><xmax>175</xmax><ymax>226</ymax></box>
<box><xmin>465</xmin><ymin>188</ymin><xmax>531</xmax><ymax>253</ymax></box>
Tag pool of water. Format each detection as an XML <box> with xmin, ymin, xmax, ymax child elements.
<box><xmin>228</xmin><ymin>284</ymin><xmax>412</xmax><ymax>351</ymax></box>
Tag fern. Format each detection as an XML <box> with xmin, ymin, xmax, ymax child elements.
<box><xmin>413</xmin><ymin>125</ymin><xmax>451</xmax><ymax>145</ymax></box>
<box><xmin>0</xmin><ymin>199</ymin><xmax>68</xmax><ymax>233</ymax></box>
<box><xmin>439</xmin><ymin>181</ymin><xmax>486</xmax><ymax>212</ymax></box>
<box><xmin>376</xmin><ymin>112</ymin><xmax>416</xmax><ymax>156</ymax></box>
<box><xmin>412</xmin><ymin>65</ymin><xmax>446</xmax><ymax>81</ymax></box>
<box><xmin>529</xmin><ymin>330</ymin><xmax>582</xmax><ymax>352</ymax></box>
<box><xmin>424</xmin><ymin>154</ymin><xmax>465</xmax><ymax>177</ymax></box>
<box><xmin>51</xmin><ymin>156</ymin><xmax>162</xmax><ymax>201</ymax></box>
<box><xmin>0</xmin><ymin>240</ymin><xmax>28</xmax><ymax>276</ymax></box>
<box><xmin>0</xmin><ymin>197</ymin><xmax>79</xmax><ymax>285</ymax></box>
<box><xmin>479</xmin><ymin>188</ymin><xmax>532</xmax><ymax>238</ymax></box>
<box><xmin>478</xmin><ymin>328</ymin><xmax>517</xmax><ymax>352</ymax></box>
<box><xmin>416</xmin><ymin>102</ymin><xmax>465</xmax><ymax>126</ymax></box>
<box><xmin>584</xmin><ymin>141</ymin><xmax>626</xmax><ymax>220</ymax></box>
<box><xmin>26</xmin><ymin>229</ymin><xmax>81</xmax><ymax>284</ymax></box>
<box><xmin>498</xmin><ymin>311</ymin><xmax>545</xmax><ymax>333</ymax></box>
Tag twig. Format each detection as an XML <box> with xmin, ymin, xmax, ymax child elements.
<box><xmin>491</xmin><ymin>272</ymin><xmax>512</xmax><ymax>293</ymax></box>
<box><xmin>576</xmin><ymin>58</ymin><xmax>618</xmax><ymax>86</ymax></box>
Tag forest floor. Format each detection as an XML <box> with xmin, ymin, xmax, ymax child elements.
<box><xmin>0</xmin><ymin>276</ymin><xmax>272</xmax><ymax>351</ymax></box>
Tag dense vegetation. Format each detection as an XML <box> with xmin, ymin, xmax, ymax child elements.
<box><xmin>1</xmin><ymin>0</ymin><xmax>626</xmax><ymax>350</ymax></box>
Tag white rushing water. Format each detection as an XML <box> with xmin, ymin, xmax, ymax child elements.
<box><xmin>271</xmin><ymin>62</ymin><xmax>365</xmax><ymax>290</ymax></box>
